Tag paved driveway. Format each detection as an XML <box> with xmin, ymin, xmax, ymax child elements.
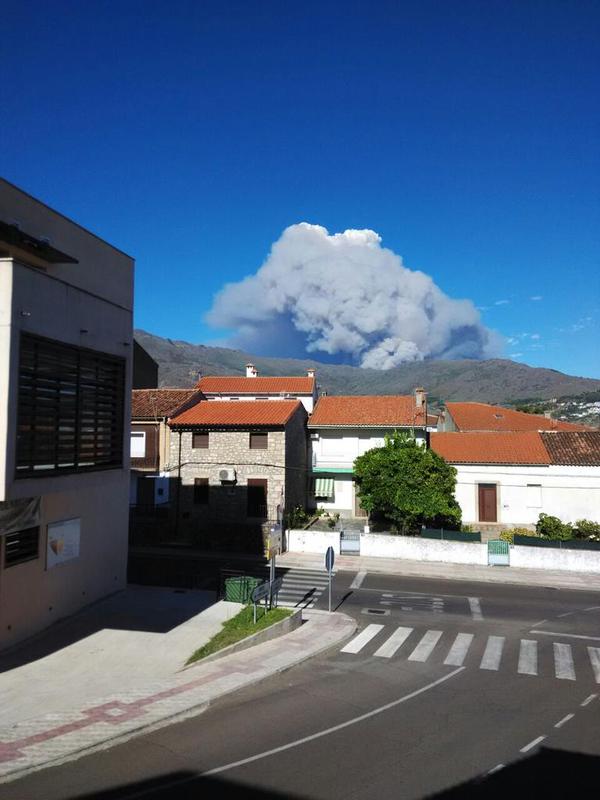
<box><xmin>0</xmin><ymin>586</ymin><xmax>240</xmax><ymax>727</ymax></box>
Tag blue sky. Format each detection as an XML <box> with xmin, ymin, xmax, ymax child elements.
<box><xmin>2</xmin><ymin>1</ymin><xmax>599</xmax><ymax>376</ymax></box>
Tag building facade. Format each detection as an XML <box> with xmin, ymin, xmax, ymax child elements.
<box><xmin>0</xmin><ymin>179</ymin><xmax>134</xmax><ymax>649</ymax></box>
<box><xmin>430</xmin><ymin>431</ymin><xmax>600</xmax><ymax>527</ymax></box>
<box><xmin>168</xmin><ymin>400</ymin><xmax>307</xmax><ymax>545</ymax></box>
<box><xmin>308</xmin><ymin>391</ymin><xmax>429</xmax><ymax>517</ymax></box>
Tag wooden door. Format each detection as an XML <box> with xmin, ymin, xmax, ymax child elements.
<box><xmin>478</xmin><ymin>484</ymin><xmax>497</xmax><ymax>522</ymax></box>
<box><xmin>353</xmin><ymin>483</ymin><xmax>368</xmax><ymax>518</ymax></box>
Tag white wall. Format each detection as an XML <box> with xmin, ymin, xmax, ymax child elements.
<box><xmin>314</xmin><ymin>474</ymin><xmax>354</xmax><ymax>514</ymax></box>
<box><xmin>511</xmin><ymin>544</ymin><xmax>600</xmax><ymax>573</ymax></box>
<box><xmin>453</xmin><ymin>464</ymin><xmax>600</xmax><ymax>525</ymax></box>
<box><xmin>311</xmin><ymin>428</ymin><xmax>426</xmax><ymax>471</ymax></box>
<box><xmin>287</xmin><ymin>529</ymin><xmax>487</xmax><ymax>565</ymax></box>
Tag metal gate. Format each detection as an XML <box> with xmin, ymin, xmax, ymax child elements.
<box><xmin>488</xmin><ymin>539</ymin><xmax>509</xmax><ymax>566</ymax></box>
<box><xmin>340</xmin><ymin>530</ymin><xmax>360</xmax><ymax>555</ymax></box>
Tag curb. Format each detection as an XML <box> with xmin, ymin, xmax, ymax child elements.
<box><xmin>0</xmin><ymin>611</ymin><xmax>356</xmax><ymax>785</ymax></box>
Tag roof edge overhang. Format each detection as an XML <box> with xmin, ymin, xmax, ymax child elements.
<box><xmin>307</xmin><ymin>423</ymin><xmax>424</xmax><ymax>429</ymax></box>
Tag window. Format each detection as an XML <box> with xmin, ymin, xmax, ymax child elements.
<box><xmin>16</xmin><ymin>333</ymin><xmax>125</xmax><ymax>476</ymax></box>
<box><xmin>4</xmin><ymin>527</ymin><xmax>39</xmax><ymax>567</ymax></box>
<box><xmin>526</xmin><ymin>484</ymin><xmax>542</xmax><ymax>508</ymax></box>
<box><xmin>192</xmin><ymin>432</ymin><xmax>209</xmax><ymax>449</ymax></box>
<box><xmin>250</xmin><ymin>432</ymin><xmax>268</xmax><ymax>450</ymax></box>
<box><xmin>194</xmin><ymin>478</ymin><xmax>209</xmax><ymax>505</ymax></box>
<box><xmin>130</xmin><ymin>431</ymin><xmax>146</xmax><ymax>458</ymax></box>
<box><xmin>247</xmin><ymin>478</ymin><xmax>268</xmax><ymax>517</ymax></box>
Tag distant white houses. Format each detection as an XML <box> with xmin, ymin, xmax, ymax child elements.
<box><xmin>430</xmin><ymin>431</ymin><xmax>600</xmax><ymax>527</ymax></box>
<box><xmin>308</xmin><ymin>390</ymin><xmax>430</xmax><ymax>518</ymax></box>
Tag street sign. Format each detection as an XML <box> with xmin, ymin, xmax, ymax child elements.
<box><xmin>325</xmin><ymin>546</ymin><xmax>335</xmax><ymax>572</ymax></box>
<box><xmin>251</xmin><ymin>581</ymin><xmax>270</xmax><ymax>603</ymax></box>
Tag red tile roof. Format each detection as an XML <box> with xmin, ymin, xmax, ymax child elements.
<box><xmin>197</xmin><ymin>376</ymin><xmax>315</xmax><ymax>394</ymax></box>
<box><xmin>540</xmin><ymin>431</ymin><xmax>600</xmax><ymax>466</ymax></box>
<box><xmin>131</xmin><ymin>389</ymin><xmax>201</xmax><ymax>419</ymax></box>
<box><xmin>309</xmin><ymin>396</ymin><xmax>426</xmax><ymax>427</ymax></box>
<box><xmin>430</xmin><ymin>432</ymin><xmax>551</xmax><ymax>464</ymax></box>
<box><xmin>170</xmin><ymin>400</ymin><xmax>304</xmax><ymax>427</ymax></box>
<box><xmin>445</xmin><ymin>402</ymin><xmax>589</xmax><ymax>432</ymax></box>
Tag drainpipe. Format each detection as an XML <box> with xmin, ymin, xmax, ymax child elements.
<box><xmin>174</xmin><ymin>430</ymin><xmax>182</xmax><ymax>539</ymax></box>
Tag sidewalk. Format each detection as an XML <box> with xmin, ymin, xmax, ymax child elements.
<box><xmin>278</xmin><ymin>551</ymin><xmax>600</xmax><ymax>592</ymax></box>
<box><xmin>0</xmin><ymin>608</ymin><xmax>355</xmax><ymax>783</ymax></box>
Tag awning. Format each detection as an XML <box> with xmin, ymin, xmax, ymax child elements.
<box><xmin>0</xmin><ymin>497</ymin><xmax>41</xmax><ymax>535</ymax></box>
<box><xmin>313</xmin><ymin>477</ymin><xmax>334</xmax><ymax>498</ymax></box>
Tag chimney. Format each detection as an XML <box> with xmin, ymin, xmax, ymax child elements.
<box><xmin>544</xmin><ymin>411</ymin><xmax>552</xmax><ymax>419</ymax></box>
<box><xmin>307</xmin><ymin>368</ymin><xmax>316</xmax><ymax>378</ymax></box>
<box><xmin>245</xmin><ymin>363</ymin><xmax>258</xmax><ymax>378</ymax></box>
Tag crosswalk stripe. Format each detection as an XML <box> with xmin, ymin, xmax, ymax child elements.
<box><xmin>554</xmin><ymin>643</ymin><xmax>576</xmax><ymax>680</ymax></box>
<box><xmin>518</xmin><ymin>640</ymin><xmax>538</xmax><ymax>676</ymax></box>
<box><xmin>341</xmin><ymin>624</ymin><xmax>385</xmax><ymax>654</ymax></box>
<box><xmin>444</xmin><ymin>633</ymin><xmax>474</xmax><ymax>666</ymax></box>
<box><xmin>588</xmin><ymin>648</ymin><xmax>600</xmax><ymax>683</ymax></box>
<box><xmin>480</xmin><ymin>636</ymin><xmax>505</xmax><ymax>671</ymax></box>
<box><xmin>408</xmin><ymin>630</ymin><xmax>443</xmax><ymax>662</ymax></box>
<box><xmin>374</xmin><ymin>626</ymin><xmax>414</xmax><ymax>658</ymax></box>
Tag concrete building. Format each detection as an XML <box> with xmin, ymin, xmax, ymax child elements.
<box><xmin>168</xmin><ymin>400</ymin><xmax>307</xmax><ymax>547</ymax></box>
<box><xmin>132</xmin><ymin>340</ymin><xmax>159</xmax><ymax>389</ymax></box>
<box><xmin>430</xmin><ymin>430</ymin><xmax>600</xmax><ymax>528</ymax></box>
<box><xmin>196</xmin><ymin>364</ymin><xmax>318</xmax><ymax>413</ymax></box>
<box><xmin>308</xmin><ymin>391</ymin><xmax>429</xmax><ymax>518</ymax></box>
<box><xmin>130</xmin><ymin>388</ymin><xmax>201</xmax><ymax>507</ymax></box>
<box><xmin>0</xmin><ymin>178</ymin><xmax>134</xmax><ymax>649</ymax></box>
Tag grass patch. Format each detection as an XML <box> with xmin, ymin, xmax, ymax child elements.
<box><xmin>186</xmin><ymin>605</ymin><xmax>293</xmax><ymax>665</ymax></box>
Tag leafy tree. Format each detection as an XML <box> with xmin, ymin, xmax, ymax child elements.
<box><xmin>353</xmin><ymin>432</ymin><xmax>461</xmax><ymax>534</ymax></box>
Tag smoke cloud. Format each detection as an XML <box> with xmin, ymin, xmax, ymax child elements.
<box><xmin>206</xmin><ymin>223</ymin><xmax>503</xmax><ymax>369</ymax></box>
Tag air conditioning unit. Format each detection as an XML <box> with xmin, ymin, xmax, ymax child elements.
<box><xmin>219</xmin><ymin>468</ymin><xmax>236</xmax><ymax>482</ymax></box>
<box><xmin>310</xmin><ymin>432</ymin><xmax>319</xmax><ymax>440</ymax></box>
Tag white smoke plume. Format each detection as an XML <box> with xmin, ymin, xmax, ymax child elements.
<box><xmin>206</xmin><ymin>223</ymin><xmax>503</xmax><ymax>369</ymax></box>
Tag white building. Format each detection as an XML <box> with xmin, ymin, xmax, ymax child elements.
<box><xmin>196</xmin><ymin>365</ymin><xmax>317</xmax><ymax>413</ymax></box>
<box><xmin>308</xmin><ymin>391</ymin><xmax>429</xmax><ymax>517</ymax></box>
<box><xmin>0</xmin><ymin>179</ymin><xmax>133</xmax><ymax>649</ymax></box>
<box><xmin>430</xmin><ymin>431</ymin><xmax>600</xmax><ymax>527</ymax></box>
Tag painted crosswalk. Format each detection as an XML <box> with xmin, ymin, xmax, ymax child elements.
<box><xmin>338</xmin><ymin>625</ymin><xmax>600</xmax><ymax>683</ymax></box>
<box><xmin>272</xmin><ymin>568</ymin><xmax>332</xmax><ymax>609</ymax></box>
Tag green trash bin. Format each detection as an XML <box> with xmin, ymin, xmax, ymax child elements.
<box><xmin>224</xmin><ymin>576</ymin><xmax>263</xmax><ymax>603</ymax></box>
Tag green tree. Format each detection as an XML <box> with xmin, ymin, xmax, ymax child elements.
<box><xmin>353</xmin><ymin>432</ymin><xmax>461</xmax><ymax>534</ymax></box>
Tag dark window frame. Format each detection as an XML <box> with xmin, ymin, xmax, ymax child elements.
<box><xmin>192</xmin><ymin>432</ymin><xmax>209</xmax><ymax>449</ymax></box>
<box><xmin>16</xmin><ymin>333</ymin><xmax>125</xmax><ymax>478</ymax></box>
<box><xmin>249</xmin><ymin>432</ymin><xmax>268</xmax><ymax>450</ymax></box>
<box><xmin>4</xmin><ymin>527</ymin><xmax>40</xmax><ymax>567</ymax></box>
<box><xmin>247</xmin><ymin>477</ymin><xmax>268</xmax><ymax>518</ymax></box>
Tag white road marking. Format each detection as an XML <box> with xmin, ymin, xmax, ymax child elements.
<box><xmin>203</xmin><ymin>669</ymin><xmax>466</xmax><ymax>777</ymax></box>
<box><xmin>518</xmin><ymin>640</ymin><xmax>538</xmax><ymax>676</ymax></box>
<box><xmin>340</xmin><ymin>624</ymin><xmax>384</xmax><ymax>654</ymax></box>
<box><xmin>558</xmin><ymin>611</ymin><xmax>575</xmax><ymax>618</ymax></box>
<box><xmin>444</xmin><ymin>633</ymin><xmax>474</xmax><ymax>666</ymax></box>
<box><xmin>488</xmin><ymin>764</ymin><xmax>505</xmax><ymax>775</ymax></box>
<box><xmin>588</xmin><ymin>649</ymin><xmax>600</xmax><ymax>683</ymax></box>
<box><xmin>530</xmin><ymin>630</ymin><xmax>600</xmax><ymax>641</ymax></box>
<box><xmin>408</xmin><ymin>630</ymin><xmax>443</xmax><ymax>662</ymax></box>
<box><xmin>350</xmin><ymin>571</ymin><xmax>367</xmax><ymax>589</ymax></box>
<box><xmin>581</xmin><ymin>693</ymin><xmax>597</xmax><ymax>706</ymax></box>
<box><xmin>554</xmin><ymin>713</ymin><xmax>574</xmax><ymax>728</ymax></box>
<box><xmin>401</xmin><ymin>606</ymin><xmax>413</xmax><ymax>611</ymax></box>
<box><xmin>468</xmin><ymin>597</ymin><xmax>483</xmax><ymax>621</ymax></box>
<box><xmin>530</xmin><ymin>619</ymin><xmax>547</xmax><ymax>627</ymax></box>
<box><xmin>584</xmin><ymin>606</ymin><xmax>600</xmax><ymax>612</ymax></box>
<box><xmin>520</xmin><ymin>735</ymin><xmax>546</xmax><ymax>754</ymax></box>
<box><xmin>382</xmin><ymin>593</ymin><xmax>394</xmax><ymax>598</ymax></box>
<box><xmin>480</xmin><ymin>636</ymin><xmax>505</xmax><ymax>671</ymax></box>
<box><xmin>554</xmin><ymin>643</ymin><xmax>576</xmax><ymax>680</ymax></box>
<box><xmin>374</xmin><ymin>626</ymin><xmax>414</xmax><ymax>658</ymax></box>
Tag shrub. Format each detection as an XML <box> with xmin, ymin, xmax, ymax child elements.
<box><xmin>536</xmin><ymin>513</ymin><xmax>573</xmax><ymax>540</ymax></box>
<box><xmin>461</xmin><ymin>524</ymin><xmax>474</xmax><ymax>532</ymax></box>
<box><xmin>327</xmin><ymin>512</ymin><xmax>340</xmax><ymax>529</ymax></box>
<box><xmin>499</xmin><ymin>530</ymin><xmax>514</xmax><ymax>544</ymax></box>
<box><xmin>574</xmin><ymin>519</ymin><xmax>600</xmax><ymax>540</ymax></box>
<box><xmin>286</xmin><ymin>506</ymin><xmax>310</xmax><ymax>529</ymax></box>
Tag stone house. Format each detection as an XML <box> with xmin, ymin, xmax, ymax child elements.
<box><xmin>168</xmin><ymin>400</ymin><xmax>308</xmax><ymax>543</ymax></box>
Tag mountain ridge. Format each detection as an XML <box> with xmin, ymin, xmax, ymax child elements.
<box><xmin>134</xmin><ymin>329</ymin><xmax>600</xmax><ymax>406</ymax></box>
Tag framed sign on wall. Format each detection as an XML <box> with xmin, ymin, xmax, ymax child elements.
<box><xmin>47</xmin><ymin>518</ymin><xmax>81</xmax><ymax>569</ymax></box>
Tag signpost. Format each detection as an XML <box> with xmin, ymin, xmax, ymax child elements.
<box><xmin>325</xmin><ymin>546</ymin><xmax>335</xmax><ymax>613</ymax></box>
<box><xmin>251</xmin><ymin>580</ymin><xmax>270</xmax><ymax>624</ymax></box>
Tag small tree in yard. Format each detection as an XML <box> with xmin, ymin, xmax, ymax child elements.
<box><xmin>353</xmin><ymin>432</ymin><xmax>461</xmax><ymax>534</ymax></box>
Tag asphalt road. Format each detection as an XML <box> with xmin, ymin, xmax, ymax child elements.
<box><xmin>4</xmin><ymin>569</ymin><xmax>600</xmax><ymax>799</ymax></box>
